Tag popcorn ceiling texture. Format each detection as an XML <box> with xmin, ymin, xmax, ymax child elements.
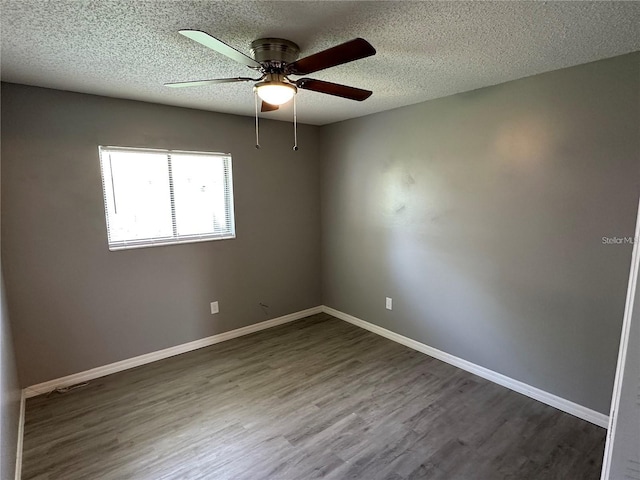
<box><xmin>1</xmin><ymin>0</ymin><xmax>639</xmax><ymax>125</ymax></box>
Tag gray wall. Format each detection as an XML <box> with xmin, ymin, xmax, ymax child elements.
<box><xmin>2</xmin><ymin>53</ymin><xmax>638</xmax><ymax>416</ymax></box>
<box><xmin>1</xmin><ymin>271</ymin><xmax>20</xmax><ymax>480</ymax></box>
<box><xmin>1</xmin><ymin>84</ymin><xmax>321</xmax><ymax>387</ymax></box>
<box><xmin>320</xmin><ymin>52</ymin><xmax>640</xmax><ymax>414</ymax></box>
<box><xmin>1</xmin><ymin>101</ymin><xmax>21</xmax><ymax>478</ymax></box>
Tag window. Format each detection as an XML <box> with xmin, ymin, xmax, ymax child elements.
<box><xmin>98</xmin><ymin>146</ymin><xmax>235</xmax><ymax>250</ymax></box>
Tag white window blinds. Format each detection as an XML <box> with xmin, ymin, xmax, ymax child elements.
<box><xmin>98</xmin><ymin>146</ymin><xmax>235</xmax><ymax>250</ymax></box>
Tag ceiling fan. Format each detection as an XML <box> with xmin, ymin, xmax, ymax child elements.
<box><xmin>165</xmin><ymin>31</ymin><xmax>376</xmax><ymax>112</ymax></box>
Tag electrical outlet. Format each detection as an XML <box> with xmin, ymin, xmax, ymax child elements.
<box><xmin>386</xmin><ymin>297</ymin><xmax>392</xmax><ymax>310</ymax></box>
<box><xmin>210</xmin><ymin>301</ymin><xmax>219</xmax><ymax>314</ymax></box>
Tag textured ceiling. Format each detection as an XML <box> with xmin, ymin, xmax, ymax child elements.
<box><xmin>1</xmin><ymin>1</ymin><xmax>639</xmax><ymax>125</ymax></box>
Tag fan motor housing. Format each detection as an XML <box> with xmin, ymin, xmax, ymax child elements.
<box><xmin>250</xmin><ymin>38</ymin><xmax>300</xmax><ymax>64</ymax></box>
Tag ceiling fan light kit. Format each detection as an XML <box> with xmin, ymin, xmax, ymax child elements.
<box><xmin>253</xmin><ymin>74</ymin><xmax>297</xmax><ymax>106</ymax></box>
<box><xmin>167</xmin><ymin>30</ymin><xmax>376</xmax><ymax>149</ymax></box>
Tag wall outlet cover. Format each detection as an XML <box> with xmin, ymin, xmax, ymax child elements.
<box><xmin>210</xmin><ymin>301</ymin><xmax>219</xmax><ymax>314</ymax></box>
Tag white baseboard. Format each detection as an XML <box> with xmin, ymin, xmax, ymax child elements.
<box><xmin>15</xmin><ymin>390</ymin><xmax>25</xmax><ymax>480</ymax></box>
<box><xmin>24</xmin><ymin>306</ymin><xmax>323</xmax><ymax>399</ymax></box>
<box><xmin>322</xmin><ymin>305</ymin><xmax>609</xmax><ymax>429</ymax></box>
<box><xmin>22</xmin><ymin>304</ymin><xmax>608</xmax><ymax>429</ymax></box>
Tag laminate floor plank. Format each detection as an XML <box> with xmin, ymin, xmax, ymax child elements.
<box><xmin>22</xmin><ymin>313</ymin><xmax>606</xmax><ymax>479</ymax></box>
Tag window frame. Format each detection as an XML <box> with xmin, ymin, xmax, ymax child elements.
<box><xmin>98</xmin><ymin>145</ymin><xmax>236</xmax><ymax>251</ymax></box>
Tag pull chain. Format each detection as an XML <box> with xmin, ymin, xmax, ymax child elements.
<box><xmin>254</xmin><ymin>91</ymin><xmax>260</xmax><ymax>149</ymax></box>
<box><xmin>293</xmin><ymin>95</ymin><xmax>298</xmax><ymax>151</ymax></box>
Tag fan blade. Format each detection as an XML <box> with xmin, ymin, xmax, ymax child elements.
<box><xmin>286</xmin><ymin>38</ymin><xmax>375</xmax><ymax>75</ymax></box>
<box><xmin>179</xmin><ymin>30</ymin><xmax>261</xmax><ymax>69</ymax></box>
<box><xmin>165</xmin><ymin>77</ymin><xmax>256</xmax><ymax>88</ymax></box>
<box><xmin>296</xmin><ymin>78</ymin><xmax>372</xmax><ymax>101</ymax></box>
<box><xmin>261</xmin><ymin>101</ymin><xmax>279</xmax><ymax>112</ymax></box>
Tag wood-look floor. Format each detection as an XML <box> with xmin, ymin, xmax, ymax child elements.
<box><xmin>22</xmin><ymin>313</ymin><xmax>606</xmax><ymax>480</ymax></box>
